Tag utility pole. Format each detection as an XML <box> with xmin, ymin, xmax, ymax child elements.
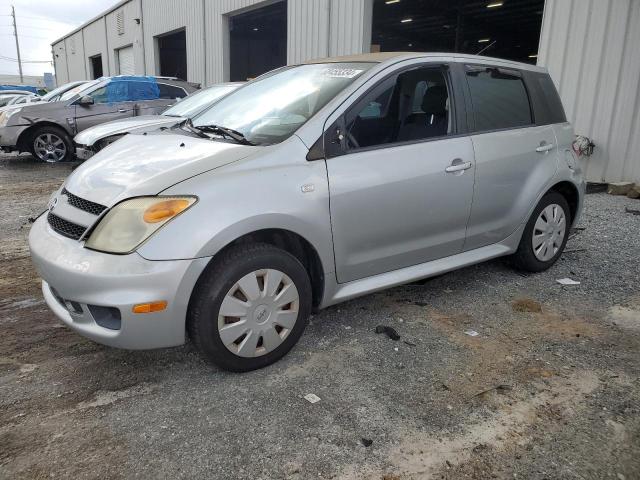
<box><xmin>11</xmin><ymin>5</ymin><xmax>24</xmax><ymax>83</ymax></box>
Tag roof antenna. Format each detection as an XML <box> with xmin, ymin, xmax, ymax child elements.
<box><xmin>476</xmin><ymin>40</ymin><xmax>496</xmax><ymax>56</ymax></box>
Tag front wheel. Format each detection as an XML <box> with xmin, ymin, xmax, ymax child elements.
<box><xmin>188</xmin><ymin>243</ymin><xmax>312</xmax><ymax>372</ymax></box>
<box><xmin>30</xmin><ymin>126</ymin><xmax>73</xmax><ymax>163</ymax></box>
<box><xmin>512</xmin><ymin>192</ymin><xmax>571</xmax><ymax>272</ymax></box>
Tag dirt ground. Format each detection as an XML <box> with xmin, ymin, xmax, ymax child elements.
<box><xmin>1</xmin><ymin>153</ymin><xmax>639</xmax><ymax>480</ymax></box>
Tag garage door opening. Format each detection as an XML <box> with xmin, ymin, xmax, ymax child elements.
<box><xmin>371</xmin><ymin>0</ymin><xmax>545</xmax><ymax>64</ymax></box>
<box><xmin>229</xmin><ymin>1</ymin><xmax>287</xmax><ymax>81</ymax></box>
<box><xmin>90</xmin><ymin>55</ymin><xmax>103</xmax><ymax>79</ymax></box>
<box><xmin>157</xmin><ymin>29</ymin><xmax>187</xmax><ymax>80</ymax></box>
<box><xmin>116</xmin><ymin>46</ymin><xmax>135</xmax><ymax>75</ymax></box>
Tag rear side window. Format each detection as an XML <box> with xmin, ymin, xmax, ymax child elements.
<box><xmin>466</xmin><ymin>66</ymin><xmax>532</xmax><ymax>132</ymax></box>
<box><xmin>523</xmin><ymin>71</ymin><xmax>567</xmax><ymax>125</ymax></box>
<box><xmin>158</xmin><ymin>83</ymin><xmax>187</xmax><ymax>99</ymax></box>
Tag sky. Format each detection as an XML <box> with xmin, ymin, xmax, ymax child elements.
<box><xmin>0</xmin><ymin>0</ymin><xmax>119</xmax><ymax>78</ymax></box>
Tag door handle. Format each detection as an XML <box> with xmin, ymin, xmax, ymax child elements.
<box><xmin>536</xmin><ymin>142</ymin><xmax>555</xmax><ymax>153</ymax></box>
<box><xmin>445</xmin><ymin>160</ymin><xmax>472</xmax><ymax>173</ymax></box>
<box><xmin>118</xmin><ymin>109</ymin><xmax>127</xmax><ymax>113</ymax></box>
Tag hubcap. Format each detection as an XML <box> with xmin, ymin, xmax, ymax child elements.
<box><xmin>34</xmin><ymin>133</ymin><xmax>66</xmax><ymax>163</ymax></box>
<box><xmin>217</xmin><ymin>269</ymin><xmax>299</xmax><ymax>358</ymax></box>
<box><xmin>532</xmin><ymin>203</ymin><xmax>567</xmax><ymax>261</ymax></box>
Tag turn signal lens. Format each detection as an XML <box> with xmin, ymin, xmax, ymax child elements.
<box><xmin>132</xmin><ymin>301</ymin><xmax>168</xmax><ymax>314</ymax></box>
<box><xmin>143</xmin><ymin>199</ymin><xmax>191</xmax><ymax>223</ymax></box>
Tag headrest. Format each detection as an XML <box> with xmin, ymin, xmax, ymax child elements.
<box><xmin>422</xmin><ymin>85</ymin><xmax>448</xmax><ymax>115</ymax></box>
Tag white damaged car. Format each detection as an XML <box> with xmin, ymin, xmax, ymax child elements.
<box><xmin>74</xmin><ymin>82</ymin><xmax>242</xmax><ymax>160</ymax></box>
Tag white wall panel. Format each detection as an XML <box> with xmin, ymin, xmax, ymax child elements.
<box><xmin>106</xmin><ymin>0</ymin><xmax>144</xmax><ymax>75</ymax></box>
<box><xmin>64</xmin><ymin>31</ymin><xmax>87</xmax><ymax>81</ymax></box>
<box><xmin>141</xmin><ymin>0</ymin><xmax>205</xmax><ymax>84</ymax></box>
<box><xmin>82</xmin><ymin>19</ymin><xmax>109</xmax><ymax>77</ymax></box>
<box><xmin>539</xmin><ymin>0</ymin><xmax>640</xmax><ymax>183</ymax></box>
<box><xmin>52</xmin><ymin>41</ymin><xmax>69</xmax><ymax>84</ymax></box>
<box><xmin>288</xmin><ymin>0</ymin><xmax>330</xmax><ymax>63</ymax></box>
<box><xmin>328</xmin><ymin>0</ymin><xmax>372</xmax><ymax>57</ymax></box>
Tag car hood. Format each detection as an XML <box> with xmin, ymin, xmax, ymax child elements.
<box><xmin>64</xmin><ymin>131</ymin><xmax>260</xmax><ymax>206</ymax></box>
<box><xmin>74</xmin><ymin>115</ymin><xmax>184</xmax><ymax>146</ymax></box>
<box><xmin>6</xmin><ymin>99</ymin><xmax>66</xmax><ymax>124</ymax></box>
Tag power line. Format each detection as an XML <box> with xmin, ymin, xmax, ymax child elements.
<box><xmin>0</xmin><ymin>54</ymin><xmax>50</xmax><ymax>64</ymax></box>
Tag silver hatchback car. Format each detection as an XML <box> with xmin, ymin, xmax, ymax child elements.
<box><xmin>29</xmin><ymin>53</ymin><xmax>584</xmax><ymax>371</ymax></box>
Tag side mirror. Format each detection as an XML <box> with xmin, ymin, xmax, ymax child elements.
<box><xmin>78</xmin><ymin>95</ymin><xmax>94</xmax><ymax>106</ymax></box>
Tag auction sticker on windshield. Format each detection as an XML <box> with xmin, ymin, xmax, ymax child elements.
<box><xmin>322</xmin><ymin>68</ymin><xmax>364</xmax><ymax>78</ymax></box>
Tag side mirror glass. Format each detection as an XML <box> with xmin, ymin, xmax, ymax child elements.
<box><xmin>78</xmin><ymin>95</ymin><xmax>94</xmax><ymax>106</ymax></box>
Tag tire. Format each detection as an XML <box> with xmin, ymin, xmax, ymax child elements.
<box><xmin>187</xmin><ymin>243</ymin><xmax>312</xmax><ymax>372</ymax></box>
<box><xmin>29</xmin><ymin>126</ymin><xmax>73</xmax><ymax>163</ymax></box>
<box><xmin>512</xmin><ymin>191</ymin><xmax>571</xmax><ymax>272</ymax></box>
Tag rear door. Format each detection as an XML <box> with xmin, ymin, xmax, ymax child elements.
<box><xmin>463</xmin><ymin>65</ymin><xmax>559</xmax><ymax>251</ymax></box>
<box><xmin>136</xmin><ymin>82</ymin><xmax>189</xmax><ymax>116</ymax></box>
<box><xmin>325</xmin><ymin>63</ymin><xmax>476</xmax><ymax>283</ymax></box>
<box><xmin>73</xmin><ymin>81</ymin><xmax>135</xmax><ymax>132</ymax></box>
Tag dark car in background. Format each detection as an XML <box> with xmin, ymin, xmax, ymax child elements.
<box><xmin>0</xmin><ymin>76</ymin><xmax>198</xmax><ymax>162</ymax></box>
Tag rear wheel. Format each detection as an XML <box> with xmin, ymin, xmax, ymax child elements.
<box><xmin>188</xmin><ymin>243</ymin><xmax>312</xmax><ymax>372</ymax></box>
<box><xmin>512</xmin><ymin>191</ymin><xmax>571</xmax><ymax>272</ymax></box>
<box><xmin>30</xmin><ymin>126</ymin><xmax>72</xmax><ymax>163</ymax></box>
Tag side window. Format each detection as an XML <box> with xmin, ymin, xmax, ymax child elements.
<box><xmin>466</xmin><ymin>67</ymin><xmax>532</xmax><ymax>131</ymax></box>
<box><xmin>344</xmin><ymin>67</ymin><xmax>452</xmax><ymax>150</ymax></box>
<box><xmin>158</xmin><ymin>84</ymin><xmax>187</xmax><ymax>100</ymax></box>
<box><xmin>89</xmin><ymin>86</ymin><xmax>109</xmax><ymax>104</ymax></box>
<box><xmin>523</xmin><ymin>71</ymin><xmax>567</xmax><ymax>125</ymax></box>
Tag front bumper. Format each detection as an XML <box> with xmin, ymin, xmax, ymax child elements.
<box><xmin>0</xmin><ymin>125</ymin><xmax>25</xmax><ymax>150</ymax></box>
<box><xmin>28</xmin><ymin>214</ymin><xmax>210</xmax><ymax>349</ymax></box>
<box><xmin>75</xmin><ymin>144</ymin><xmax>95</xmax><ymax>161</ymax></box>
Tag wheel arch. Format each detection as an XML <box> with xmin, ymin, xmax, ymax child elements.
<box><xmin>194</xmin><ymin>228</ymin><xmax>326</xmax><ymax>311</ymax></box>
<box><xmin>547</xmin><ymin>180</ymin><xmax>580</xmax><ymax>225</ymax></box>
<box><xmin>17</xmin><ymin>121</ymin><xmax>72</xmax><ymax>152</ymax></box>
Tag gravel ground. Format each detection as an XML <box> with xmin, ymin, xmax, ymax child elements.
<box><xmin>1</xmin><ymin>153</ymin><xmax>639</xmax><ymax>480</ymax></box>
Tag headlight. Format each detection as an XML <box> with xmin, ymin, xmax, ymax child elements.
<box><xmin>85</xmin><ymin>196</ymin><xmax>197</xmax><ymax>254</ymax></box>
<box><xmin>0</xmin><ymin>107</ymin><xmax>21</xmax><ymax>127</ymax></box>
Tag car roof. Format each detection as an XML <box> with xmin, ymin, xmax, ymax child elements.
<box><xmin>303</xmin><ymin>51</ymin><xmax>547</xmax><ymax>73</ymax></box>
<box><xmin>0</xmin><ymin>90</ymin><xmax>36</xmax><ymax>95</ymax></box>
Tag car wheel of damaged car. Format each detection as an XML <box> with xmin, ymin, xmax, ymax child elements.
<box><xmin>512</xmin><ymin>192</ymin><xmax>571</xmax><ymax>272</ymax></box>
<box><xmin>30</xmin><ymin>126</ymin><xmax>72</xmax><ymax>163</ymax></box>
<box><xmin>188</xmin><ymin>243</ymin><xmax>312</xmax><ymax>372</ymax></box>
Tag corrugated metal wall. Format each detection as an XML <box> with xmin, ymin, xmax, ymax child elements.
<box><xmin>106</xmin><ymin>0</ymin><xmax>144</xmax><ymax>75</ymax></box>
<box><xmin>63</xmin><ymin>31</ymin><xmax>87</xmax><ymax>81</ymax></box>
<box><xmin>539</xmin><ymin>0</ymin><xmax>640</xmax><ymax>183</ymax></box>
<box><xmin>83</xmin><ymin>19</ymin><xmax>109</xmax><ymax>77</ymax></box>
<box><xmin>52</xmin><ymin>41</ymin><xmax>69</xmax><ymax>84</ymax></box>
<box><xmin>53</xmin><ymin>0</ymin><xmax>372</xmax><ymax>87</ymax></box>
<box><xmin>141</xmin><ymin>0</ymin><xmax>206</xmax><ymax>84</ymax></box>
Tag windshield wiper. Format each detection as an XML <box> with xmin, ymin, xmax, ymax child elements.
<box><xmin>195</xmin><ymin>124</ymin><xmax>255</xmax><ymax>146</ymax></box>
<box><xmin>175</xmin><ymin>118</ymin><xmax>209</xmax><ymax>138</ymax></box>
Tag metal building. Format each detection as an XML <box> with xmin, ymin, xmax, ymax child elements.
<box><xmin>52</xmin><ymin>0</ymin><xmax>640</xmax><ymax>183</ymax></box>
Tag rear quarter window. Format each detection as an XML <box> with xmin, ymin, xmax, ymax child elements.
<box><xmin>523</xmin><ymin>71</ymin><xmax>567</xmax><ymax>125</ymax></box>
<box><xmin>465</xmin><ymin>66</ymin><xmax>533</xmax><ymax>132</ymax></box>
<box><xmin>158</xmin><ymin>83</ymin><xmax>188</xmax><ymax>99</ymax></box>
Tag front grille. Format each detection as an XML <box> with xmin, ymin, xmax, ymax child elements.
<box><xmin>47</xmin><ymin>212</ymin><xmax>86</xmax><ymax>240</ymax></box>
<box><xmin>62</xmin><ymin>188</ymin><xmax>107</xmax><ymax>216</ymax></box>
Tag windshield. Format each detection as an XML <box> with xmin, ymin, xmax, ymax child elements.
<box><xmin>193</xmin><ymin>62</ymin><xmax>374</xmax><ymax>145</ymax></box>
<box><xmin>41</xmin><ymin>81</ymin><xmax>85</xmax><ymax>102</ymax></box>
<box><xmin>60</xmin><ymin>79</ymin><xmax>103</xmax><ymax>101</ymax></box>
<box><xmin>163</xmin><ymin>84</ymin><xmax>240</xmax><ymax>118</ymax></box>
<box><xmin>0</xmin><ymin>95</ymin><xmax>18</xmax><ymax>107</ymax></box>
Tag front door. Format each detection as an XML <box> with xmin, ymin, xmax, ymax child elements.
<box><xmin>73</xmin><ymin>82</ymin><xmax>136</xmax><ymax>133</ymax></box>
<box><xmin>326</xmin><ymin>65</ymin><xmax>475</xmax><ymax>283</ymax></box>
